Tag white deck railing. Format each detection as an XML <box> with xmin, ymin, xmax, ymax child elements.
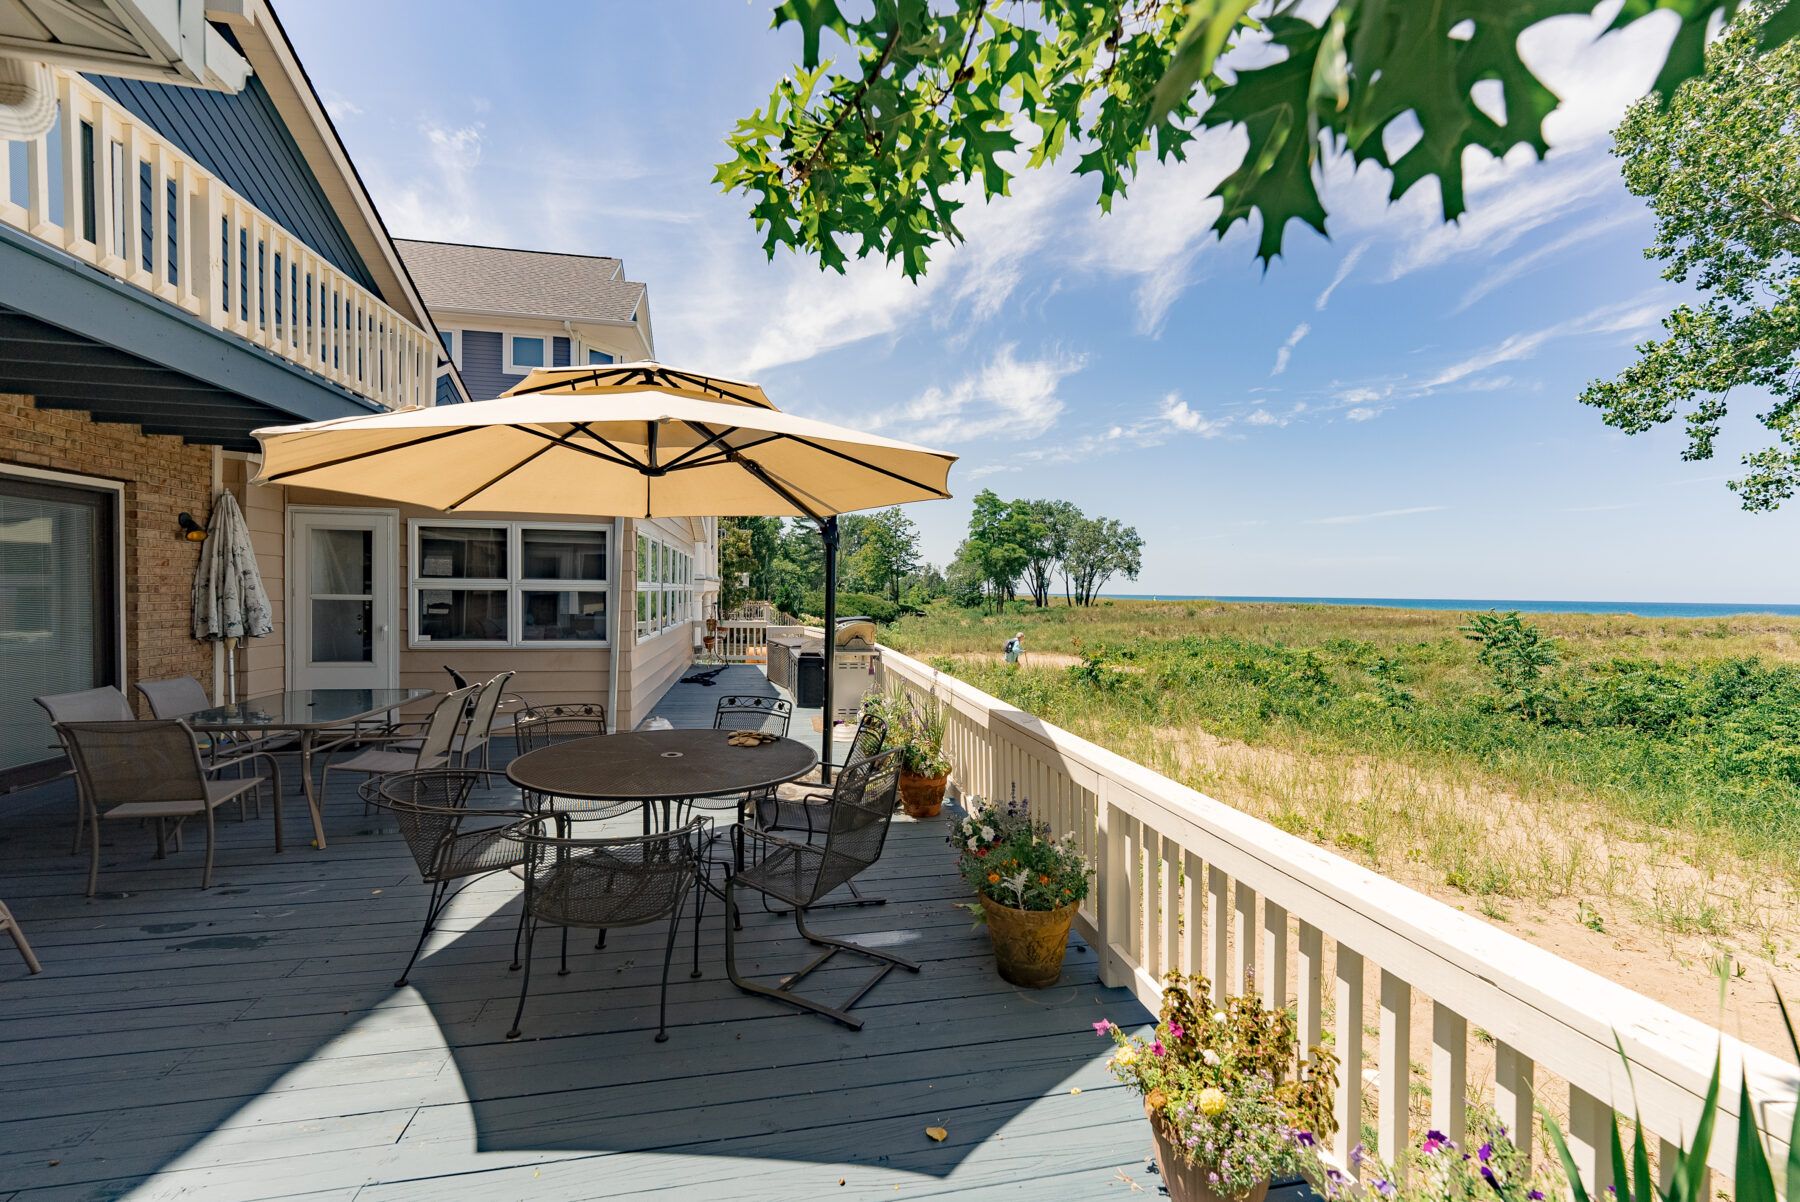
<box><xmin>715</xmin><ymin>619</ymin><xmax>768</xmax><ymax>663</ymax></box>
<box><xmin>0</xmin><ymin>68</ymin><xmax>433</xmax><ymax>411</ymax></box>
<box><xmin>878</xmin><ymin>644</ymin><xmax>1798</xmax><ymax>1191</ymax></box>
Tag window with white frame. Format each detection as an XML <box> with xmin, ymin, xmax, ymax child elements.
<box><xmin>505</xmin><ymin>334</ymin><xmax>548</xmax><ymax>374</ymax></box>
<box><xmin>412</xmin><ymin>521</ymin><xmax>607</xmax><ymax>646</ymax></box>
<box><xmin>587</xmin><ymin>348</ymin><xmax>615</xmax><ymax>365</ymax></box>
<box><xmin>634</xmin><ymin>533</ymin><xmax>693</xmax><ymax>640</ymax></box>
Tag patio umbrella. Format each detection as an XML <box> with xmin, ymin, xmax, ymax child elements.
<box><xmin>251</xmin><ymin>380</ymin><xmax>955</xmax><ymax>778</ymax></box>
<box><xmin>192</xmin><ymin>490</ymin><xmax>273</xmax><ymax>703</ymax></box>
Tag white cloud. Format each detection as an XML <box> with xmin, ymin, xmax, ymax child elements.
<box><xmin>1310</xmin><ymin>505</ymin><xmax>1447</xmax><ymax>525</ymax></box>
<box><xmin>1455</xmin><ymin>213</ymin><xmax>1630</xmax><ymax>311</ymax></box>
<box><xmin>322</xmin><ymin>94</ymin><xmax>362</xmax><ymax>121</ymax></box>
<box><xmin>1344</xmin><ymin>407</ymin><xmax>1382</xmax><ymax>422</ymax></box>
<box><xmin>1158</xmin><ymin>394</ymin><xmax>1232</xmax><ymax>438</ymax></box>
<box><xmin>1245</xmin><ymin>408</ymin><xmax>1286</xmax><ymax>427</ymax></box>
<box><xmin>1423</xmin><ymin>300</ymin><xmax>1663</xmax><ymax>389</ymax></box>
<box><xmin>867</xmin><ymin>345</ymin><xmax>1084</xmax><ymax>446</ymax></box>
<box><xmin>383</xmin><ymin>122</ymin><xmax>496</xmax><ymax>243</ymax></box>
<box><xmin>1315</xmin><ymin>240</ymin><xmax>1369</xmax><ymax>310</ymax></box>
<box><xmin>1271</xmin><ymin>322</ymin><xmax>1311</xmax><ymax>376</ymax></box>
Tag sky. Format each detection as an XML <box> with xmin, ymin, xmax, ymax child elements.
<box><xmin>282</xmin><ymin>1</ymin><xmax>1800</xmax><ymax>603</ymax></box>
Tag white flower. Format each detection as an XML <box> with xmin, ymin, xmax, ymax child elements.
<box><xmin>980</xmin><ymin>825</ymin><xmax>996</xmax><ymax>842</ymax></box>
<box><xmin>1202</xmin><ymin>1049</ymin><xmax>1221</xmax><ymax>1066</ymax></box>
<box><xmin>1212</xmin><ymin>1012</ymin><xmax>1227</xmax><ymax>1024</ymax></box>
<box><xmin>966</xmin><ymin>836</ymin><xmax>981</xmax><ymax>850</ymax></box>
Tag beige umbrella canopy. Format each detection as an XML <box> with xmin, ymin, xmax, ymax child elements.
<box><xmin>499</xmin><ymin>360</ymin><xmax>776</xmax><ymax>410</ymax></box>
<box><xmin>250</xmin><ymin>369</ymin><xmax>956</xmax><ymax>778</ymax></box>
<box><xmin>251</xmin><ymin>387</ymin><xmax>954</xmax><ymax>520</ymax></box>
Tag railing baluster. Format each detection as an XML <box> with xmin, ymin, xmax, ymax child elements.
<box><xmin>1183</xmin><ymin>849</ymin><xmax>1204</xmax><ymax>977</ymax></box>
<box><xmin>1567</xmin><ymin>1085</ymin><xmax>1615</xmax><ymax>1195</ymax></box>
<box><xmin>1379</xmin><ymin>970</ymin><xmax>1411</xmax><ymax>1168</ymax></box>
<box><xmin>1160</xmin><ymin>835</ymin><xmax>1180</xmax><ymax>982</ymax></box>
<box><xmin>1431</xmin><ymin>1003</ymin><xmax>1467</xmax><ymax>1144</ymax></box>
<box><xmin>1297</xmin><ymin>921</ymin><xmax>1323</xmax><ymax>1067</ymax></box>
<box><xmin>1493</xmin><ymin>1042</ymin><xmax>1533</xmax><ymax>1160</ymax></box>
<box><xmin>1140</xmin><ymin>820</ymin><xmax>1160</xmax><ymax>979</ymax></box>
<box><xmin>54</xmin><ymin>75</ymin><xmax>80</xmax><ymax>249</ymax></box>
<box><xmin>1262</xmin><ymin>900</ymin><xmax>1288</xmax><ymax>1012</ymax></box>
<box><xmin>1207</xmin><ymin>865</ymin><xmax>1229</xmax><ymax>1003</ymax></box>
<box><xmin>25</xmin><ymin>114</ymin><xmax>53</xmax><ymax>237</ymax></box>
<box><xmin>150</xmin><ymin>147</ymin><xmax>170</xmax><ymax>297</ymax></box>
<box><xmin>121</xmin><ymin>119</ymin><xmax>143</xmax><ymax>284</ymax></box>
<box><xmin>1335</xmin><ymin>946</ymin><xmax>1365</xmax><ymax>1166</ymax></box>
<box><xmin>1233</xmin><ymin>879</ymin><xmax>1256</xmax><ymax>997</ymax></box>
<box><xmin>1126</xmin><ymin>812</ymin><xmax>1144</xmax><ymax>973</ymax></box>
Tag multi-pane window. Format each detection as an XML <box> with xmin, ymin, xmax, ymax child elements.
<box><xmin>506</xmin><ymin>334</ymin><xmax>546</xmax><ymax>373</ymax></box>
<box><xmin>412</xmin><ymin>522</ymin><xmax>607</xmax><ymax>646</ymax></box>
<box><xmin>634</xmin><ymin>533</ymin><xmax>692</xmax><ymax>640</ymax></box>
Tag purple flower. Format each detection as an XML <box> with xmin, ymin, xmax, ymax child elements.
<box><xmin>1293</xmin><ymin>1131</ymin><xmax>1317</xmax><ymax>1148</ymax></box>
<box><xmin>1151</xmin><ymin>1040</ymin><xmax>1167</xmax><ymax>1058</ymax></box>
<box><xmin>1422</xmin><ymin>1129</ymin><xmax>1452</xmax><ymax>1154</ymax></box>
<box><xmin>1373</xmin><ymin>1178</ymin><xmax>1397</xmax><ymax>1197</ymax></box>
<box><xmin>1481</xmin><ymin>1166</ymin><xmax>1499</xmax><ymax>1189</ymax></box>
<box><xmin>1168</xmin><ymin>1022</ymin><xmax>1185</xmax><ymax>1040</ymax></box>
<box><xmin>1092</xmin><ymin>1019</ymin><xmax>1115</xmax><ymax>1036</ymax></box>
<box><xmin>1529</xmin><ymin>1192</ymin><xmax>1545</xmax><ymax>1200</ymax></box>
<box><xmin>1478</xmin><ymin>1142</ymin><xmax>1493</xmax><ymax>1163</ymax></box>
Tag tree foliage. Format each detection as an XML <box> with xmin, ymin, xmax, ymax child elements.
<box><xmin>718</xmin><ymin>0</ymin><xmax>1795</xmax><ymax>280</ymax></box>
<box><xmin>1064</xmin><ymin>514</ymin><xmax>1144</xmax><ymax>605</ymax></box>
<box><xmin>1581</xmin><ymin>11</ymin><xmax>1800</xmax><ymax>510</ymax></box>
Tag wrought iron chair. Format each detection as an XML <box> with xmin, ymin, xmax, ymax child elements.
<box><xmin>136</xmin><ymin>676</ymin><xmax>288</xmax><ymax>818</ymax></box>
<box><xmin>509</xmin><ymin>703</ymin><xmax>634</xmax><ymax>821</ymax></box>
<box><xmin>506</xmin><ymin>817</ymin><xmax>710</xmax><ymax>1043</ymax></box>
<box><xmin>686</xmin><ymin>694</ymin><xmax>794</xmax><ymax>823</ymax></box>
<box><xmin>725</xmin><ymin>748</ymin><xmax>916</xmax><ymax>1029</ymax></box>
<box><xmin>34</xmin><ymin>686</ymin><xmax>135</xmax><ymax>854</ymax></box>
<box><xmin>360</xmin><ymin>769</ymin><xmax>534</xmax><ymax>988</ymax></box>
<box><xmin>1</xmin><ymin>899</ymin><xmax>41</xmax><ymax>975</ymax></box>
<box><xmin>749</xmin><ymin>709</ymin><xmax>890</xmax><ymax>910</ymax></box>
<box><xmin>59</xmin><ymin>720</ymin><xmax>268</xmax><ymax>896</ymax></box>
<box><xmin>320</xmin><ymin>684</ymin><xmax>475</xmax><ymax>810</ymax></box>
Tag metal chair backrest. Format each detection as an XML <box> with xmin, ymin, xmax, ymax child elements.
<box><xmin>842</xmin><ymin>710</ymin><xmax>888</xmax><ymax>773</ymax></box>
<box><xmin>59</xmin><ymin>720</ymin><xmax>208</xmax><ymax>811</ymax></box>
<box><xmin>364</xmin><ymin>769</ymin><xmax>526</xmax><ymax>882</ymax></box>
<box><xmin>459</xmin><ymin>671</ymin><xmax>514</xmax><ymax>760</ymax></box>
<box><xmin>512</xmin><ymin>818</ymin><xmax>706</xmax><ymax>929</ymax></box>
<box><xmin>416</xmin><ymin>685</ymin><xmax>477</xmax><ymax>767</ymax></box>
<box><xmin>713</xmin><ymin>694</ymin><xmax>792</xmax><ymax>737</ymax></box>
<box><xmin>35</xmin><ymin>686</ymin><xmax>135</xmax><ymax>726</ymax></box>
<box><xmin>513</xmin><ymin>702</ymin><xmax>608</xmax><ymax>754</ymax></box>
<box><xmin>808</xmin><ymin>748</ymin><xmax>902</xmax><ymax>905</ymax></box>
<box><xmin>135</xmin><ymin>676</ymin><xmax>212</xmax><ymax>720</ymax></box>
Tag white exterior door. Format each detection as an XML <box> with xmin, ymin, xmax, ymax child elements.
<box><xmin>288</xmin><ymin>509</ymin><xmax>398</xmax><ymax>690</ymax></box>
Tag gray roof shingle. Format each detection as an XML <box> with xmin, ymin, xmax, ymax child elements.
<box><xmin>395</xmin><ymin>239</ymin><xmax>645</xmax><ymax>325</ymax></box>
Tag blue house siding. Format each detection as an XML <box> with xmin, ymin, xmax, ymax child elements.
<box><xmin>435</xmin><ymin>373</ymin><xmax>460</xmax><ymax>406</ymax></box>
<box><xmin>456</xmin><ymin>331</ymin><xmax>571</xmax><ymax>400</ymax></box>
<box><xmin>85</xmin><ymin>74</ymin><xmax>376</xmax><ymax>290</ymax></box>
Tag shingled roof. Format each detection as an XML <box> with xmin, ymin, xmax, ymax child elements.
<box><xmin>394</xmin><ymin>239</ymin><xmax>646</xmax><ymax>326</ymax></box>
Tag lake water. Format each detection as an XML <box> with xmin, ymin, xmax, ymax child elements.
<box><xmin>1101</xmin><ymin>595</ymin><xmax>1800</xmax><ymax>619</ymax></box>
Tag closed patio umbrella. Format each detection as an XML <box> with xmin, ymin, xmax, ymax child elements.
<box><xmin>192</xmin><ymin>490</ymin><xmax>272</xmax><ymax>703</ymax></box>
<box><xmin>252</xmin><ymin>377</ymin><xmax>955</xmax><ymax>778</ymax></box>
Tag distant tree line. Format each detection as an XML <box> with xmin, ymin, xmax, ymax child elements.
<box><xmin>718</xmin><ymin>490</ymin><xmax>1141</xmax><ymax>619</ymax></box>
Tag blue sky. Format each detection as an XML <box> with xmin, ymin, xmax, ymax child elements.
<box><xmin>284</xmin><ymin>2</ymin><xmax>1800</xmax><ymax>602</ymax></box>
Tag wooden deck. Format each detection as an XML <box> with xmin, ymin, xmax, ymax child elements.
<box><xmin>0</xmin><ymin>681</ymin><xmax>1164</xmax><ymax>1200</ymax></box>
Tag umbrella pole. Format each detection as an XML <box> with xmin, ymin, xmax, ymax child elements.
<box><xmin>820</xmin><ymin>516</ymin><xmax>838</xmax><ymax>785</ymax></box>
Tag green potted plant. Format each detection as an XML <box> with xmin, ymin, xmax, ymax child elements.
<box><xmin>1096</xmin><ymin>974</ymin><xmax>1338</xmax><ymax>1202</ymax></box>
<box><xmin>1309</xmin><ymin>1113</ymin><xmax>1558</xmax><ymax>1202</ymax></box>
<box><xmin>871</xmin><ymin>691</ymin><xmax>952</xmax><ymax>817</ymax></box>
<box><xmin>952</xmin><ymin>792</ymin><xmax>1091</xmax><ymax>986</ymax></box>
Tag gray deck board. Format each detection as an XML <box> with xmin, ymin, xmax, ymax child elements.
<box><xmin>0</xmin><ymin>669</ymin><xmax>1158</xmax><ymax>1199</ymax></box>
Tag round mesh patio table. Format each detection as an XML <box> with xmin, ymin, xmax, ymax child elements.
<box><xmin>505</xmin><ymin>728</ymin><xmax>818</xmax><ymax>828</ymax></box>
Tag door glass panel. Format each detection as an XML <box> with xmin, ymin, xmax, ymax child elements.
<box><xmin>311</xmin><ymin>598</ymin><xmax>372</xmax><ymax>662</ymax></box>
<box><xmin>0</xmin><ymin>479</ymin><xmax>113</xmax><ymax>774</ymax></box>
<box><xmin>310</xmin><ymin>528</ymin><xmax>371</xmax><ymax>595</ymax></box>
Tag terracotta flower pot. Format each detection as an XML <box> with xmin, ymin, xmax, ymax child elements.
<box><xmin>978</xmin><ymin>894</ymin><xmax>1076</xmax><ymax>988</ymax></box>
<box><xmin>1144</xmin><ymin>1098</ymin><xmax>1272</xmax><ymax>1202</ymax></box>
<box><xmin>897</xmin><ymin>771</ymin><xmax>947</xmax><ymax>818</ymax></box>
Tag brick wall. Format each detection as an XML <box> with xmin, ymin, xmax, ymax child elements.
<box><xmin>1</xmin><ymin>393</ymin><xmax>215</xmax><ymax>707</ymax></box>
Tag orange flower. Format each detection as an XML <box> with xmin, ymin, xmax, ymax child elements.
<box><xmin>987</xmin><ymin>871</ymin><xmax>1001</xmax><ymax>884</ymax></box>
<box><xmin>1039</xmin><ymin>874</ymin><xmax>1051</xmax><ymax>884</ymax></box>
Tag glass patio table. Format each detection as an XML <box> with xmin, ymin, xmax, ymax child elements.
<box><xmin>184</xmin><ymin>688</ymin><xmax>434</xmax><ymax>850</ymax></box>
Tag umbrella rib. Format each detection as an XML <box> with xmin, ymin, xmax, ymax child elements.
<box><xmin>444</xmin><ymin>435</ymin><xmax>563</xmax><ymax>511</ymax></box>
<box><xmin>663</xmin><ymin>369</ymin><xmax>772</xmax><ymax>409</ymax></box>
<box><xmin>512</xmin><ymin>423</ymin><xmax>645</xmax><ymax>471</ymax></box>
<box><xmin>570</xmin><ymin>422</ymin><xmax>646</xmax><ymax>469</ymax></box>
<box><xmin>778</xmin><ymin>433</ymin><xmax>952</xmax><ymax>498</ymax></box>
<box><xmin>680</xmin><ymin>421</ymin><xmax>827</xmax><ymax>523</ymax></box>
<box><xmin>658</xmin><ymin>425</ymin><xmax>742</xmax><ymax>471</ymax></box>
<box><xmin>259</xmin><ymin>425</ymin><xmax>484</xmax><ymax>484</ymax></box>
<box><xmin>664</xmin><ymin>433</ymin><xmax>782</xmax><ymax>473</ymax></box>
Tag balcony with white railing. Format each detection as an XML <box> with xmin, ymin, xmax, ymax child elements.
<box><xmin>876</xmin><ymin>644</ymin><xmax>1799</xmax><ymax>1193</ymax></box>
<box><xmin>0</xmin><ymin>68</ymin><xmax>434</xmax><ymax>412</ymax></box>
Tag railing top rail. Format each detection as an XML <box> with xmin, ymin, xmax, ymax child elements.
<box><xmin>877</xmin><ymin>642</ymin><xmax>1798</xmax><ymax>1172</ymax></box>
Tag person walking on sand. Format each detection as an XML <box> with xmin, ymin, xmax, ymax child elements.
<box><xmin>1003</xmin><ymin>632</ymin><xmax>1024</xmax><ymax>666</ymax></box>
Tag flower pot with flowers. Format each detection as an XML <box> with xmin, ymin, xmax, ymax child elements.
<box><xmin>952</xmin><ymin>792</ymin><xmax>1092</xmax><ymax>987</ymax></box>
<box><xmin>1312</xmin><ymin>1112</ymin><xmax>1559</xmax><ymax>1202</ymax></box>
<box><xmin>1096</xmin><ymin>973</ymin><xmax>1339</xmax><ymax>1202</ymax></box>
<box><xmin>867</xmin><ymin>691</ymin><xmax>952</xmax><ymax>817</ymax></box>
